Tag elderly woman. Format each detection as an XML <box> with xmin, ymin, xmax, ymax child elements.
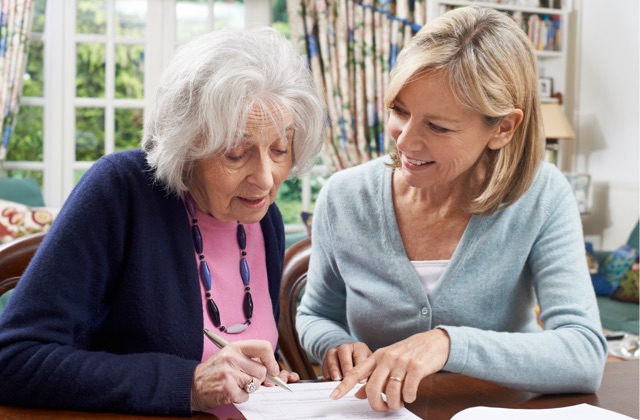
<box><xmin>0</xmin><ymin>27</ymin><xmax>325</xmax><ymax>415</ymax></box>
<box><xmin>297</xmin><ymin>6</ymin><xmax>607</xmax><ymax>412</ymax></box>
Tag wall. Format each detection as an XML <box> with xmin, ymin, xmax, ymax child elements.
<box><xmin>572</xmin><ymin>0</ymin><xmax>639</xmax><ymax>251</ymax></box>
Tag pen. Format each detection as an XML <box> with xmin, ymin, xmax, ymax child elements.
<box><xmin>203</xmin><ymin>329</ymin><xmax>293</xmax><ymax>392</ymax></box>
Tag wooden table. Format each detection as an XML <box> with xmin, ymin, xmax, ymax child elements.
<box><xmin>0</xmin><ymin>360</ymin><xmax>636</xmax><ymax>419</ymax></box>
<box><xmin>406</xmin><ymin>359</ymin><xmax>638</xmax><ymax>419</ymax></box>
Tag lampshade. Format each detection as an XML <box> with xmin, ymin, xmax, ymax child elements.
<box><xmin>541</xmin><ymin>103</ymin><xmax>575</xmax><ymax>140</ymax></box>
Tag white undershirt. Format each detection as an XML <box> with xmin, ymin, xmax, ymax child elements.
<box><xmin>411</xmin><ymin>260</ymin><xmax>450</xmax><ymax>294</ymax></box>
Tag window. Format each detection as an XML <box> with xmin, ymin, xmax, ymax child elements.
<box><xmin>5</xmin><ymin>0</ymin><xmax>322</xmax><ymax>233</ymax></box>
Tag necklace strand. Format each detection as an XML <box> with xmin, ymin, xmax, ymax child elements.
<box><xmin>185</xmin><ymin>193</ymin><xmax>253</xmax><ymax>334</ymax></box>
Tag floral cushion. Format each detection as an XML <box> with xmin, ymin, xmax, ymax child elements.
<box><xmin>0</xmin><ymin>199</ymin><xmax>59</xmax><ymax>244</ymax></box>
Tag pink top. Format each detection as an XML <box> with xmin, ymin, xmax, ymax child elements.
<box><xmin>186</xmin><ymin>206</ymin><xmax>279</xmax><ymax>415</ymax></box>
<box><xmin>190</xmin><ymin>207</ymin><xmax>279</xmax><ymax>361</ymax></box>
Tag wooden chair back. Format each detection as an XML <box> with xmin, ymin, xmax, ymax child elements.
<box><xmin>0</xmin><ymin>233</ymin><xmax>45</xmax><ymax>298</ymax></box>
<box><xmin>277</xmin><ymin>236</ymin><xmax>317</xmax><ymax>379</ymax></box>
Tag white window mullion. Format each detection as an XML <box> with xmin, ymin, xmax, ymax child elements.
<box><xmin>104</xmin><ymin>108</ymin><xmax>115</xmax><ymax>155</ymax></box>
<box><xmin>104</xmin><ymin>0</ymin><xmax>116</xmax><ymax>156</ymax></box>
<box><xmin>144</xmin><ymin>1</ymin><xmax>167</xmax><ymax>124</ymax></box>
<box><xmin>208</xmin><ymin>0</ymin><xmax>215</xmax><ymax>28</ymax></box>
<box><xmin>161</xmin><ymin>0</ymin><xmax>177</xmax><ymax>68</ymax></box>
<box><xmin>245</xmin><ymin>0</ymin><xmax>271</xmax><ymax>27</ymax></box>
<box><xmin>62</xmin><ymin>1</ymin><xmax>77</xmax><ymax>204</ymax></box>
<box><xmin>42</xmin><ymin>0</ymin><xmax>65</xmax><ymax>207</ymax></box>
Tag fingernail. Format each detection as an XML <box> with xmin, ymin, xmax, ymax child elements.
<box><xmin>329</xmin><ymin>389</ymin><xmax>339</xmax><ymax>399</ymax></box>
<box><xmin>331</xmin><ymin>372</ymin><xmax>342</xmax><ymax>381</ymax></box>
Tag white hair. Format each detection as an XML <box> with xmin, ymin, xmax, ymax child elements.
<box><xmin>142</xmin><ymin>27</ymin><xmax>326</xmax><ymax>194</ymax></box>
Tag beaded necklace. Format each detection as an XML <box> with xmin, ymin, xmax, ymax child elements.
<box><xmin>184</xmin><ymin>193</ymin><xmax>253</xmax><ymax>334</ymax></box>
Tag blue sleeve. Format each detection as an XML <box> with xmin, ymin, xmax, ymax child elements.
<box><xmin>442</xmin><ymin>167</ymin><xmax>607</xmax><ymax>393</ymax></box>
<box><xmin>0</xmin><ymin>152</ymin><xmax>199</xmax><ymax>415</ymax></box>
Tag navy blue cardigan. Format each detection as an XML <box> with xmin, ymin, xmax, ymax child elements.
<box><xmin>0</xmin><ymin>149</ymin><xmax>285</xmax><ymax>415</ymax></box>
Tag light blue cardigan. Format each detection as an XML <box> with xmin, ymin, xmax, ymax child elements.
<box><xmin>297</xmin><ymin>156</ymin><xmax>607</xmax><ymax>393</ymax></box>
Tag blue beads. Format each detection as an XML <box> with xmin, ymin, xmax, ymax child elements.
<box><xmin>199</xmin><ymin>260</ymin><xmax>212</xmax><ymax>290</ymax></box>
<box><xmin>185</xmin><ymin>193</ymin><xmax>253</xmax><ymax>334</ymax></box>
<box><xmin>240</xmin><ymin>258</ymin><xmax>250</xmax><ymax>286</ymax></box>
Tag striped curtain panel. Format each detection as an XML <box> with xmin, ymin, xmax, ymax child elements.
<box><xmin>0</xmin><ymin>0</ymin><xmax>36</xmax><ymax>161</ymax></box>
<box><xmin>288</xmin><ymin>0</ymin><xmax>425</xmax><ymax>171</ymax></box>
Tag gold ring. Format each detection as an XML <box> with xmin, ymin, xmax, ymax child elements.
<box><xmin>389</xmin><ymin>376</ymin><xmax>403</xmax><ymax>383</ymax></box>
<box><xmin>244</xmin><ymin>377</ymin><xmax>257</xmax><ymax>394</ymax></box>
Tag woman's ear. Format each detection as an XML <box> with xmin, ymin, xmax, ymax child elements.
<box><xmin>488</xmin><ymin>109</ymin><xmax>524</xmax><ymax>150</ymax></box>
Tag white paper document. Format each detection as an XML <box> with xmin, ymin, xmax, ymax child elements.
<box><xmin>234</xmin><ymin>381</ymin><xmax>422</xmax><ymax>420</ymax></box>
<box><xmin>451</xmin><ymin>403</ymin><xmax>635</xmax><ymax>420</ymax></box>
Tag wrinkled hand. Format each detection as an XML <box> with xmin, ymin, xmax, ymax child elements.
<box><xmin>329</xmin><ymin>329</ymin><xmax>451</xmax><ymax>412</ymax></box>
<box><xmin>190</xmin><ymin>339</ymin><xmax>281</xmax><ymax>411</ymax></box>
<box><xmin>322</xmin><ymin>342</ymin><xmax>372</xmax><ymax>381</ymax></box>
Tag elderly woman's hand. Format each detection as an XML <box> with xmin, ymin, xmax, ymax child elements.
<box><xmin>190</xmin><ymin>339</ymin><xmax>281</xmax><ymax>411</ymax></box>
<box><xmin>329</xmin><ymin>329</ymin><xmax>450</xmax><ymax>412</ymax></box>
<box><xmin>322</xmin><ymin>341</ymin><xmax>373</xmax><ymax>381</ymax></box>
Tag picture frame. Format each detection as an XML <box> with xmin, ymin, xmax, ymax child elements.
<box><xmin>564</xmin><ymin>173</ymin><xmax>591</xmax><ymax>214</ymax></box>
<box><xmin>539</xmin><ymin>77</ymin><xmax>553</xmax><ymax>99</ymax></box>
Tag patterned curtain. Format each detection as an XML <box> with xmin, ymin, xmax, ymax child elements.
<box><xmin>0</xmin><ymin>0</ymin><xmax>37</xmax><ymax>161</ymax></box>
<box><xmin>288</xmin><ymin>0</ymin><xmax>425</xmax><ymax>171</ymax></box>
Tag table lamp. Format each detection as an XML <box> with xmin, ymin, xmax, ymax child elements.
<box><xmin>541</xmin><ymin>102</ymin><xmax>575</xmax><ymax>165</ymax></box>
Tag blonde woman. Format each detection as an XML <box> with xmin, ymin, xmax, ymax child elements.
<box><xmin>297</xmin><ymin>6</ymin><xmax>606</xmax><ymax>412</ymax></box>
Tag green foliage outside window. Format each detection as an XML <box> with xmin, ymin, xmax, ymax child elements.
<box><xmin>8</xmin><ymin>106</ymin><xmax>43</xmax><ymax>162</ymax></box>
<box><xmin>5</xmin><ymin>106</ymin><xmax>44</xmax><ymax>185</ymax></box>
<box><xmin>115</xmin><ymin>109</ymin><xmax>144</xmax><ymax>151</ymax></box>
<box><xmin>76</xmin><ymin>0</ymin><xmax>107</xmax><ymax>34</ymax></box>
<box><xmin>271</xmin><ymin>0</ymin><xmax>289</xmax><ymax>38</ymax></box>
<box><xmin>22</xmin><ymin>41</ymin><xmax>44</xmax><ymax>97</ymax></box>
<box><xmin>76</xmin><ymin>43</ymin><xmax>106</xmax><ymax>98</ymax></box>
<box><xmin>115</xmin><ymin>45</ymin><xmax>145</xmax><ymax>99</ymax></box>
<box><xmin>75</xmin><ymin>108</ymin><xmax>105</xmax><ymax>161</ymax></box>
<box><xmin>276</xmin><ymin>170</ymin><xmax>329</xmax><ymax>225</ymax></box>
<box><xmin>277</xmin><ymin>178</ymin><xmax>305</xmax><ymax>224</ymax></box>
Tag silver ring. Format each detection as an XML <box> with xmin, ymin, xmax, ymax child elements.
<box><xmin>244</xmin><ymin>377</ymin><xmax>257</xmax><ymax>394</ymax></box>
<box><xmin>389</xmin><ymin>376</ymin><xmax>403</xmax><ymax>383</ymax></box>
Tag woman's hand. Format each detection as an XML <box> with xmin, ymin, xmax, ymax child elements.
<box><xmin>322</xmin><ymin>342</ymin><xmax>373</xmax><ymax>381</ymax></box>
<box><xmin>329</xmin><ymin>329</ymin><xmax>451</xmax><ymax>412</ymax></box>
<box><xmin>190</xmin><ymin>339</ymin><xmax>281</xmax><ymax>411</ymax></box>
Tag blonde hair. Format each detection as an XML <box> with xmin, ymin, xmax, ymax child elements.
<box><xmin>142</xmin><ymin>27</ymin><xmax>326</xmax><ymax>195</ymax></box>
<box><xmin>386</xmin><ymin>6</ymin><xmax>544</xmax><ymax>215</ymax></box>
